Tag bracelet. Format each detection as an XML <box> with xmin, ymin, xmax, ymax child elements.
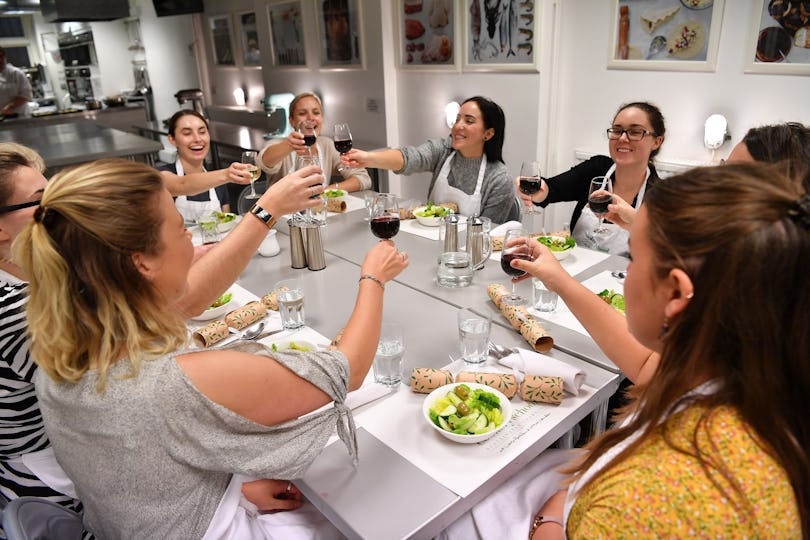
<box><xmin>528</xmin><ymin>514</ymin><xmax>564</xmax><ymax>539</ymax></box>
<box><xmin>358</xmin><ymin>274</ymin><xmax>384</xmax><ymax>290</ymax></box>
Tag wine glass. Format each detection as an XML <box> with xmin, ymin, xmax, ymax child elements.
<box><xmin>296</xmin><ymin>154</ymin><xmax>323</xmax><ymax>223</ymax></box>
<box><xmin>334</xmin><ymin>123</ymin><xmax>352</xmax><ymax>173</ymax></box>
<box><xmin>518</xmin><ymin>161</ymin><xmax>542</xmax><ymax>215</ymax></box>
<box><xmin>242</xmin><ymin>150</ymin><xmax>260</xmax><ymax>199</ymax></box>
<box><xmin>500</xmin><ymin>228</ymin><xmax>532</xmax><ymax>306</ymax></box>
<box><xmin>298</xmin><ymin>121</ymin><xmax>317</xmax><ymax>156</ymax></box>
<box><xmin>588</xmin><ymin>176</ymin><xmax>614</xmax><ymax>235</ymax></box>
<box><xmin>369</xmin><ymin>193</ymin><xmax>400</xmax><ymax>240</ymax></box>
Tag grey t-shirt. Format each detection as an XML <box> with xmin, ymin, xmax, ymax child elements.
<box><xmin>397</xmin><ymin>138</ymin><xmax>519</xmax><ymax>224</ymax></box>
<box><xmin>35</xmin><ymin>342</ymin><xmax>352</xmax><ymax>539</ymax></box>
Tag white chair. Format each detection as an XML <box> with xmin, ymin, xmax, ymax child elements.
<box><xmin>1</xmin><ymin>497</ymin><xmax>85</xmax><ymax>540</ymax></box>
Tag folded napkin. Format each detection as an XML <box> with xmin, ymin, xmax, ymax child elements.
<box><xmin>456</xmin><ymin>371</ymin><xmax>518</xmax><ymax>398</ymax></box>
<box><xmin>499</xmin><ymin>349</ymin><xmax>586</xmax><ymax>395</ymax></box>
<box><xmin>487</xmin><ymin>284</ymin><xmax>554</xmax><ymax>353</ymax></box>
<box><xmin>410</xmin><ymin>367</ymin><xmax>453</xmax><ymax>394</ymax></box>
<box><xmin>520</xmin><ymin>376</ymin><xmax>564</xmax><ymax>405</ymax></box>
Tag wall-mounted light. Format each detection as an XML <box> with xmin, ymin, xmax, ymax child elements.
<box><xmin>233</xmin><ymin>87</ymin><xmax>246</xmax><ymax>107</ymax></box>
<box><xmin>444</xmin><ymin>101</ymin><xmax>460</xmax><ymax>129</ymax></box>
<box><xmin>704</xmin><ymin>114</ymin><xmax>729</xmax><ymax>149</ymax></box>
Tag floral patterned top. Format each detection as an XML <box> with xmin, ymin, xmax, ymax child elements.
<box><xmin>567</xmin><ymin>404</ymin><xmax>800</xmax><ymax>538</ymax></box>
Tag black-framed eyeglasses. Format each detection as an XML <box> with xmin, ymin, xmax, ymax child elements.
<box><xmin>606</xmin><ymin>128</ymin><xmax>655</xmax><ymax>141</ymax></box>
<box><xmin>0</xmin><ymin>200</ymin><xmax>41</xmax><ymax>215</ymax></box>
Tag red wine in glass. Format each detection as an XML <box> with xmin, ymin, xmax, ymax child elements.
<box><xmin>588</xmin><ymin>193</ymin><xmax>613</xmax><ymax>214</ymax></box>
<box><xmin>370</xmin><ymin>215</ymin><xmax>400</xmax><ymax>239</ymax></box>
<box><xmin>519</xmin><ymin>177</ymin><xmax>542</xmax><ymax>195</ymax></box>
<box><xmin>334</xmin><ymin>139</ymin><xmax>353</xmax><ymax>154</ymax></box>
<box><xmin>303</xmin><ymin>135</ymin><xmax>317</xmax><ymax>146</ymax></box>
<box><xmin>501</xmin><ymin>252</ymin><xmax>531</xmax><ymax>277</ymax></box>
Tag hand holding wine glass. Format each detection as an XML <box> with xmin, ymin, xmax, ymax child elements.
<box><xmin>334</xmin><ymin>123</ymin><xmax>352</xmax><ymax>172</ymax></box>
<box><xmin>241</xmin><ymin>151</ymin><xmax>260</xmax><ymax>199</ymax></box>
<box><xmin>518</xmin><ymin>161</ymin><xmax>543</xmax><ymax>215</ymax></box>
<box><xmin>298</xmin><ymin>121</ymin><xmax>317</xmax><ymax>156</ymax></box>
<box><xmin>588</xmin><ymin>176</ymin><xmax>614</xmax><ymax>234</ymax></box>
<box><xmin>296</xmin><ymin>154</ymin><xmax>323</xmax><ymax>222</ymax></box>
<box><xmin>370</xmin><ymin>193</ymin><xmax>400</xmax><ymax>240</ymax></box>
<box><xmin>500</xmin><ymin>228</ymin><xmax>532</xmax><ymax>306</ymax></box>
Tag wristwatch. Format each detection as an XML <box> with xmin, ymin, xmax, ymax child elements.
<box><xmin>249</xmin><ymin>203</ymin><xmax>275</xmax><ymax>228</ymax></box>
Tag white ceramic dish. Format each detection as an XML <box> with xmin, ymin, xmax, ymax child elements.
<box><xmin>268</xmin><ymin>339</ymin><xmax>316</xmax><ymax>353</ymax></box>
<box><xmin>323</xmin><ymin>188</ymin><xmax>347</xmax><ymax>200</ymax></box>
<box><xmin>423</xmin><ymin>382</ymin><xmax>513</xmax><ymax>444</ymax></box>
<box><xmin>190</xmin><ymin>297</ymin><xmax>236</xmax><ymax>322</ymax></box>
<box><xmin>216</xmin><ymin>214</ymin><xmax>240</xmax><ymax>232</ymax></box>
<box><xmin>412</xmin><ymin>206</ymin><xmax>445</xmax><ymax>227</ymax></box>
<box><xmin>537</xmin><ymin>235</ymin><xmax>575</xmax><ymax>261</ymax></box>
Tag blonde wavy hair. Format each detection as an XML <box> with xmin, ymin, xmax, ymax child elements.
<box><xmin>14</xmin><ymin>159</ymin><xmax>188</xmax><ymax>391</ymax></box>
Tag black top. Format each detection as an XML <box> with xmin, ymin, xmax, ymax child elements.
<box><xmin>157</xmin><ymin>162</ymin><xmax>229</xmax><ymax>205</ymax></box>
<box><xmin>539</xmin><ymin>155</ymin><xmax>659</xmax><ymax>231</ymax></box>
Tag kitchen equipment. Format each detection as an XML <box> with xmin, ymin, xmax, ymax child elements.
<box><xmin>441</xmin><ymin>213</ymin><xmax>460</xmax><ymax>253</ymax></box>
<box><xmin>465</xmin><ymin>215</ymin><xmax>492</xmax><ymax>270</ymax></box>
<box><xmin>175</xmin><ymin>88</ymin><xmax>207</xmax><ymax>119</ymax></box>
<box><xmin>84</xmin><ymin>99</ymin><xmax>102</xmax><ymax>110</ymax></box>
<box><xmin>288</xmin><ymin>219</ymin><xmax>307</xmax><ymax>269</ymax></box>
<box><xmin>261</xmin><ymin>93</ymin><xmax>294</xmax><ymax>139</ymax></box>
<box><xmin>303</xmin><ymin>222</ymin><xmax>326</xmax><ymax>271</ymax></box>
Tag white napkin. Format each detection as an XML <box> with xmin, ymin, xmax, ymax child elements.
<box><xmin>489</xmin><ymin>220</ymin><xmax>524</xmax><ymax>237</ymax></box>
<box><xmin>499</xmin><ymin>349</ymin><xmax>586</xmax><ymax>395</ymax></box>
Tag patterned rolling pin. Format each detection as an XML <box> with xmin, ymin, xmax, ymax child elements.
<box><xmin>455</xmin><ymin>371</ymin><xmax>518</xmax><ymax>399</ymax></box>
<box><xmin>520</xmin><ymin>375</ymin><xmax>564</xmax><ymax>405</ymax></box>
<box><xmin>193</xmin><ymin>320</ymin><xmax>230</xmax><ymax>348</ymax></box>
<box><xmin>410</xmin><ymin>368</ymin><xmax>453</xmax><ymax>394</ymax></box>
<box><xmin>224</xmin><ymin>301</ymin><xmax>266</xmax><ymax>330</ymax></box>
<box><xmin>262</xmin><ymin>287</ymin><xmax>289</xmax><ymax>311</ymax></box>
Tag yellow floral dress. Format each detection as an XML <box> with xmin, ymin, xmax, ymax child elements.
<box><xmin>567</xmin><ymin>405</ymin><xmax>800</xmax><ymax>538</ymax></box>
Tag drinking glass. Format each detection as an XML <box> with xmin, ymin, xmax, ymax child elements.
<box><xmin>500</xmin><ymin>228</ymin><xmax>531</xmax><ymax>306</ymax></box>
<box><xmin>370</xmin><ymin>193</ymin><xmax>400</xmax><ymax>240</ymax></box>
<box><xmin>274</xmin><ymin>278</ymin><xmax>305</xmax><ymax>329</ymax></box>
<box><xmin>334</xmin><ymin>123</ymin><xmax>352</xmax><ymax>172</ymax></box>
<box><xmin>242</xmin><ymin>150</ymin><xmax>260</xmax><ymax>199</ymax></box>
<box><xmin>298</xmin><ymin>121</ymin><xmax>317</xmax><ymax>155</ymax></box>
<box><xmin>197</xmin><ymin>216</ymin><xmax>219</xmax><ymax>245</ymax></box>
<box><xmin>458</xmin><ymin>308</ymin><xmax>492</xmax><ymax>364</ymax></box>
<box><xmin>529</xmin><ymin>278</ymin><xmax>559</xmax><ymax>314</ymax></box>
<box><xmin>518</xmin><ymin>161</ymin><xmax>543</xmax><ymax>215</ymax></box>
<box><xmin>363</xmin><ymin>192</ymin><xmax>376</xmax><ymax>222</ymax></box>
<box><xmin>588</xmin><ymin>176</ymin><xmax>613</xmax><ymax>235</ymax></box>
<box><xmin>296</xmin><ymin>154</ymin><xmax>323</xmax><ymax>223</ymax></box>
<box><xmin>373</xmin><ymin>323</ymin><xmax>405</xmax><ymax>387</ymax></box>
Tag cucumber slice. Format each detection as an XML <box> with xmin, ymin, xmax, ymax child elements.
<box><xmin>456</xmin><ymin>410</ymin><xmax>480</xmax><ymax>432</ymax></box>
<box><xmin>437</xmin><ymin>404</ymin><xmax>457</xmax><ymax>417</ymax></box>
<box><xmin>438</xmin><ymin>416</ymin><xmax>451</xmax><ymax>431</ymax></box>
<box><xmin>470</xmin><ymin>413</ymin><xmax>488</xmax><ymax>433</ymax></box>
<box><xmin>446</xmin><ymin>392</ymin><xmax>462</xmax><ymax>406</ymax></box>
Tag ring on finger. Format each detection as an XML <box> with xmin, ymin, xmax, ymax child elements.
<box><xmin>286</xmin><ymin>481</ymin><xmax>292</xmax><ymax>493</ymax></box>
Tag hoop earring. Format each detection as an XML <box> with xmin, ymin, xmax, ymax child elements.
<box><xmin>658</xmin><ymin>316</ymin><xmax>670</xmax><ymax>339</ymax></box>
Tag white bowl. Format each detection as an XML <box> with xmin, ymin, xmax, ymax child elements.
<box><xmin>537</xmin><ymin>235</ymin><xmax>575</xmax><ymax>261</ymax></box>
<box><xmin>412</xmin><ymin>206</ymin><xmax>443</xmax><ymax>227</ymax></box>
<box><xmin>216</xmin><ymin>214</ymin><xmax>240</xmax><ymax>232</ymax></box>
<box><xmin>323</xmin><ymin>188</ymin><xmax>347</xmax><ymax>200</ymax></box>
<box><xmin>422</xmin><ymin>382</ymin><xmax>513</xmax><ymax>444</ymax></box>
<box><xmin>268</xmin><ymin>339</ymin><xmax>316</xmax><ymax>353</ymax></box>
<box><xmin>190</xmin><ymin>297</ymin><xmax>236</xmax><ymax>321</ymax></box>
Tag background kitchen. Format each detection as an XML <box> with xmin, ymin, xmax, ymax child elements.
<box><xmin>1</xmin><ymin>0</ymin><xmax>808</xmax><ymax>231</ymax></box>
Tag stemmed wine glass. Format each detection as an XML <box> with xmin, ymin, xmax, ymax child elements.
<box><xmin>334</xmin><ymin>123</ymin><xmax>352</xmax><ymax>173</ymax></box>
<box><xmin>369</xmin><ymin>193</ymin><xmax>400</xmax><ymax>240</ymax></box>
<box><xmin>298</xmin><ymin>121</ymin><xmax>317</xmax><ymax>156</ymax></box>
<box><xmin>242</xmin><ymin>150</ymin><xmax>260</xmax><ymax>199</ymax></box>
<box><xmin>500</xmin><ymin>228</ymin><xmax>532</xmax><ymax>306</ymax></box>
<box><xmin>588</xmin><ymin>175</ymin><xmax>614</xmax><ymax>235</ymax></box>
<box><xmin>296</xmin><ymin>154</ymin><xmax>322</xmax><ymax>223</ymax></box>
<box><xmin>518</xmin><ymin>161</ymin><xmax>542</xmax><ymax>215</ymax></box>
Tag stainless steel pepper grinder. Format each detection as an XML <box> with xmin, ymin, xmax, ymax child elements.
<box><xmin>288</xmin><ymin>218</ymin><xmax>308</xmax><ymax>269</ymax></box>
<box><xmin>303</xmin><ymin>222</ymin><xmax>326</xmax><ymax>271</ymax></box>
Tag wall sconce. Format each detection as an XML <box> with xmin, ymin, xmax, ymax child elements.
<box><xmin>704</xmin><ymin>114</ymin><xmax>729</xmax><ymax>149</ymax></box>
<box><xmin>444</xmin><ymin>101</ymin><xmax>460</xmax><ymax>129</ymax></box>
<box><xmin>233</xmin><ymin>87</ymin><xmax>246</xmax><ymax>107</ymax></box>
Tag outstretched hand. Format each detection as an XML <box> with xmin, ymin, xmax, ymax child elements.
<box><xmin>514</xmin><ymin>175</ymin><xmax>549</xmax><ymax>208</ymax></box>
<box><xmin>360</xmin><ymin>240</ymin><xmax>409</xmax><ymax>285</ymax></box>
<box><xmin>603</xmin><ymin>193</ymin><xmax>636</xmax><ymax>231</ymax></box>
<box><xmin>259</xmin><ymin>164</ymin><xmax>325</xmax><ymax>217</ymax></box>
<box><xmin>286</xmin><ymin>130</ymin><xmax>311</xmax><ymax>157</ymax></box>
<box><xmin>225</xmin><ymin>162</ymin><xmax>255</xmax><ymax>185</ymax></box>
<box><xmin>341</xmin><ymin>149</ymin><xmax>370</xmax><ymax>169</ymax></box>
<box><xmin>509</xmin><ymin>237</ymin><xmax>571</xmax><ymax>291</ymax></box>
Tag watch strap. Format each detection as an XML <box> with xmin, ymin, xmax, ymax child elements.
<box><xmin>249</xmin><ymin>203</ymin><xmax>275</xmax><ymax>229</ymax></box>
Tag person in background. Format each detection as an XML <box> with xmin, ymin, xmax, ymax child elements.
<box><xmin>343</xmin><ymin>96</ymin><xmax>520</xmax><ymax>223</ymax></box>
<box><xmin>258</xmin><ymin>91</ymin><xmax>372</xmax><ymax>193</ymax></box>
<box><xmin>518</xmin><ymin>101</ymin><xmax>665</xmax><ymax>254</ymax></box>
<box><xmin>0</xmin><ymin>47</ymin><xmax>33</xmax><ymax>119</ymax></box>
<box><xmin>0</xmin><ymin>145</ymin><xmax>326</xmax><ymax>531</ymax></box>
<box><xmin>17</xmin><ymin>158</ymin><xmax>408</xmax><ymax>538</ymax></box>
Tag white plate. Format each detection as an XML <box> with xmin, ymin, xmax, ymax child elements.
<box><xmin>216</xmin><ymin>214</ymin><xmax>240</xmax><ymax>232</ymax></box>
<box><xmin>422</xmin><ymin>382</ymin><xmax>513</xmax><ymax>444</ymax></box>
<box><xmin>190</xmin><ymin>298</ymin><xmax>236</xmax><ymax>321</ymax></box>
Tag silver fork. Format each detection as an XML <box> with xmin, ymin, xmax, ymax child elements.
<box><xmin>488</xmin><ymin>342</ymin><xmax>518</xmax><ymax>360</ymax></box>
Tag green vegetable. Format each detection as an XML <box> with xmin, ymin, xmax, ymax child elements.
<box><xmin>429</xmin><ymin>387</ymin><xmax>505</xmax><ymax>436</ymax></box>
<box><xmin>271</xmin><ymin>341</ymin><xmax>312</xmax><ymax>353</ymax></box>
<box><xmin>415</xmin><ymin>203</ymin><xmax>450</xmax><ymax>218</ymax></box>
<box><xmin>597</xmin><ymin>289</ymin><xmax>626</xmax><ymax>314</ymax></box>
<box><xmin>537</xmin><ymin>235</ymin><xmax>576</xmax><ymax>251</ymax></box>
<box><xmin>208</xmin><ymin>292</ymin><xmax>232</xmax><ymax>309</ymax></box>
<box><xmin>213</xmin><ymin>211</ymin><xmax>236</xmax><ymax>224</ymax></box>
<box><xmin>324</xmin><ymin>189</ymin><xmax>345</xmax><ymax>198</ymax></box>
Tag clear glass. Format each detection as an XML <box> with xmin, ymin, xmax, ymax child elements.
<box><xmin>587</xmin><ymin>175</ymin><xmax>614</xmax><ymax>237</ymax></box>
<box><xmin>458</xmin><ymin>308</ymin><xmax>492</xmax><ymax>364</ymax></box>
<box><xmin>374</xmin><ymin>323</ymin><xmax>405</xmax><ymax>387</ymax></box>
<box><xmin>437</xmin><ymin>251</ymin><xmax>473</xmax><ymax>288</ymax></box>
<box><xmin>298</xmin><ymin>121</ymin><xmax>317</xmax><ymax>156</ymax></box>
<box><xmin>500</xmin><ymin>228</ymin><xmax>530</xmax><ymax>306</ymax></box>
<box><xmin>242</xmin><ymin>150</ymin><xmax>260</xmax><ymax>199</ymax></box>
<box><xmin>363</xmin><ymin>192</ymin><xmax>376</xmax><ymax>222</ymax></box>
<box><xmin>529</xmin><ymin>278</ymin><xmax>559</xmax><ymax>315</ymax></box>
<box><xmin>296</xmin><ymin>154</ymin><xmax>322</xmax><ymax>224</ymax></box>
<box><xmin>274</xmin><ymin>278</ymin><xmax>305</xmax><ymax>329</ymax></box>
<box><xmin>518</xmin><ymin>160</ymin><xmax>542</xmax><ymax>215</ymax></box>
<box><xmin>197</xmin><ymin>217</ymin><xmax>219</xmax><ymax>245</ymax></box>
<box><xmin>369</xmin><ymin>193</ymin><xmax>400</xmax><ymax>240</ymax></box>
<box><xmin>333</xmin><ymin>122</ymin><xmax>352</xmax><ymax>172</ymax></box>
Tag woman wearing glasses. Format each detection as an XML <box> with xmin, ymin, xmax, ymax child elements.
<box><xmin>517</xmin><ymin>101</ymin><xmax>665</xmax><ymax>255</ymax></box>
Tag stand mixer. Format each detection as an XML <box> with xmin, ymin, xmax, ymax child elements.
<box><xmin>174</xmin><ymin>88</ymin><xmax>207</xmax><ymax>119</ymax></box>
<box><xmin>261</xmin><ymin>92</ymin><xmax>294</xmax><ymax>139</ymax></box>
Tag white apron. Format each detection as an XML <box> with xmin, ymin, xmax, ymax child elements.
<box><xmin>573</xmin><ymin>163</ymin><xmax>649</xmax><ymax>255</ymax></box>
<box><xmin>429</xmin><ymin>151</ymin><xmax>487</xmax><ymax>217</ymax></box>
<box><xmin>173</xmin><ymin>161</ymin><xmax>221</xmax><ymax>222</ymax></box>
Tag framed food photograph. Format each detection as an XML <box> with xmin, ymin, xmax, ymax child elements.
<box><xmin>745</xmin><ymin>0</ymin><xmax>810</xmax><ymax>75</ymax></box>
<box><xmin>267</xmin><ymin>0</ymin><xmax>306</xmax><ymax>67</ymax></box>
<box><xmin>397</xmin><ymin>0</ymin><xmax>459</xmax><ymax>70</ymax></box>
<box><xmin>607</xmin><ymin>0</ymin><xmax>725</xmax><ymax>72</ymax></box>
<box><xmin>237</xmin><ymin>11</ymin><xmax>261</xmax><ymax>67</ymax></box>
<box><xmin>209</xmin><ymin>14</ymin><xmax>236</xmax><ymax>66</ymax></box>
<box><xmin>462</xmin><ymin>0</ymin><xmax>539</xmax><ymax>71</ymax></box>
<box><xmin>315</xmin><ymin>0</ymin><xmax>364</xmax><ymax>69</ymax></box>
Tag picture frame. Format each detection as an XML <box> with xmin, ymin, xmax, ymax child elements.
<box><xmin>267</xmin><ymin>0</ymin><xmax>307</xmax><ymax>67</ymax></box>
<box><xmin>462</xmin><ymin>0</ymin><xmax>539</xmax><ymax>72</ymax></box>
<box><xmin>397</xmin><ymin>0</ymin><xmax>459</xmax><ymax>70</ymax></box>
<box><xmin>744</xmin><ymin>0</ymin><xmax>810</xmax><ymax>75</ymax></box>
<box><xmin>209</xmin><ymin>14</ymin><xmax>236</xmax><ymax>66</ymax></box>
<box><xmin>315</xmin><ymin>0</ymin><xmax>364</xmax><ymax>69</ymax></box>
<box><xmin>237</xmin><ymin>11</ymin><xmax>262</xmax><ymax>67</ymax></box>
<box><xmin>607</xmin><ymin>0</ymin><xmax>725</xmax><ymax>72</ymax></box>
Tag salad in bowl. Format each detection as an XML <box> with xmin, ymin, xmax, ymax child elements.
<box><xmin>536</xmin><ymin>235</ymin><xmax>576</xmax><ymax>260</ymax></box>
<box><xmin>423</xmin><ymin>382</ymin><xmax>512</xmax><ymax>443</ymax></box>
<box><xmin>190</xmin><ymin>291</ymin><xmax>235</xmax><ymax>321</ymax></box>
<box><xmin>412</xmin><ymin>203</ymin><xmax>452</xmax><ymax>227</ymax></box>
